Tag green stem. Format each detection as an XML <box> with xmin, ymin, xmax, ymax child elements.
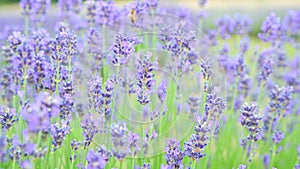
<box><xmin>132</xmin><ymin>156</ymin><xmax>135</xmax><ymax>169</ymax></box>
<box><xmin>55</xmin><ymin>61</ymin><xmax>61</xmax><ymax>95</ymax></box>
<box><xmin>269</xmin><ymin>144</ymin><xmax>277</xmax><ymax>169</ymax></box>
<box><xmin>25</xmin><ymin>15</ymin><xmax>29</xmax><ymax>39</ymax></box>
<box><xmin>192</xmin><ymin>160</ymin><xmax>197</xmax><ymax>169</ymax></box>
<box><xmin>71</xmin><ymin>153</ymin><xmax>75</xmax><ymax>169</ymax></box>
<box><xmin>45</xmin><ymin>139</ymin><xmax>52</xmax><ymax>168</ymax></box>
<box><xmin>119</xmin><ymin>161</ymin><xmax>123</xmax><ymax>169</ymax></box>
<box><xmin>60</xmin><ymin>148</ymin><xmax>64</xmax><ymax>169</ymax></box>
<box><xmin>107</xmin><ymin>66</ymin><xmax>119</xmax><ymax>147</ymax></box>
<box><xmin>11</xmin><ymin>158</ymin><xmax>16</xmax><ymax>169</ymax></box>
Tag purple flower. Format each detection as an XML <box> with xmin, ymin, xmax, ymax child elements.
<box><xmin>95</xmin><ymin>0</ymin><xmax>119</xmax><ymax>26</ymax></box>
<box><xmin>51</xmin><ymin>28</ymin><xmax>78</xmax><ymax>62</ymax></box>
<box><xmin>187</xmin><ymin>93</ymin><xmax>201</xmax><ymax>118</ymax></box>
<box><xmin>86</xmin><ymin>28</ymin><xmax>103</xmax><ymax>62</ymax></box>
<box><xmin>157</xmin><ymin>80</ymin><xmax>167</xmax><ymax>103</ymax></box>
<box><xmin>136</xmin><ymin>163</ymin><xmax>151</xmax><ymax>169</ymax></box>
<box><xmin>238</xmin><ymin>164</ymin><xmax>247</xmax><ymax>169</ymax></box>
<box><xmin>200</xmin><ymin>61</ymin><xmax>213</xmax><ymax>92</ymax></box>
<box><xmin>258</xmin><ymin>13</ymin><xmax>286</xmax><ymax>46</ymax></box>
<box><xmin>128</xmin><ymin>131</ymin><xmax>140</xmax><ymax>156</ymax></box>
<box><xmin>96</xmin><ymin>145</ymin><xmax>111</xmax><ymax>162</ymax></box>
<box><xmin>86</xmin><ymin>149</ymin><xmax>107</xmax><ymax>169</ymax></box>
<box><xmin>85</xmin><ymin>0</ymin><xmax>97</xmax><ymax>26</ymax></box>
<box><xmin>110</xmin><ymin>121</ymin><xmax>129</xmax><ymax>160</ymax></box>
<box><xmin>238</xmin><ymin>74</ymin><xmax>252</xmax><ymax>97</ymax></box>
<box><xmin>0</xmin><ymin>136</ymin><xmax>6</xmax><ymax>162</ymax></box>
<box><xmin>20</xmin><ymin>0</ymin><xmax>34</xmax><ymax>16</ymax></box>
<box><xmin>239</xmin><ymin>102</ymin><xmax>263</xmax><ymax>152</ymax></box>
<box><xmin>258</xmin><ymin>57</ymin><xmax>274</xmax><ymax>87</ymax></box>
<box><xmin>136</xmin><ymin>52</ymin><xmax>156</xmax><ymax>105</ymax></box>
<box><xmin>239</xmin><ymin>103</ymin><xmax>262</xmax><ymax>141</ymax></box>
<box><xmin>272</xmin><ymin>130</ymin><xmax>285</xmax><ymax>144</ymax></box>
<box><xmin>264</xmin><ymin>153</ymin><xmax>270</xmax><ymax>169</ymax></box>
<box><xmin>198</xmin><ymin>0</ymin><xmax>208</xmax><ymax>7</ymax></box>
<box><xmin>283</xmin><ymin>10</ymin><xmax>300</xmax><ymax>36</ymax></box>
<box><xmin>146</xmin><ymin>0</ymin><xmax>159</xmax><ymax>10</ymax></box>
<box><xmin>184</xmin><ymin>133</ymin><xmax>207</xmax><ymax>161</ymax></box>
<box><xmin>0</xmin><ymin>106</ymin><xmax>18</xmax><ymax>131</ymax></box>
<box><xmin>143</xmin><ymin>128</ymin><xmax>157</xmax><ymax>156</ymax></box>
<box><xmin>111</xmin><ymin>34</ymin><xmax>135</xmax><ymax>66</ymax></box>
<box><xmin>234</xmin><ymin>14</ymin><xmax>252</xmax><ymax>35</ymax></box>
<box><xmin>20</xmin><ymin>159</ymin><xmax>32</xmax><ymax>169</ymax></box>
<box><xmin>31</xmin><ymin>0</ymin><xmax>51</xmax><ymax>24</ymax></box>
<box><xmin>158</xmin><ymin>25</ymin><xmax>173</xmax><ymax>51</ymax></box>
<box><xmin>23</xmin><ymin>92</ymin><xmax>61</xmax><ymax>133</ymax></box>
<box><xmin>88</xmin><ymin>75</ymin><xmax>103</xmax><ymax>109</ymax></box>
<box><xmin>239</xmin><ymin>36</ymin><xmax>250</xmax><ymax>55</ymax></box>
<box><xmin>200</xmin><ymin>61</ymin><xmax>213</xmax><ymax>81</ymax></box>
<box><xmin>81</xmin><ymin>115</ymin><xmax>99</xmax><ymax>149</ymax></box>
<box><xmin>50</xmin><ymin>121</ymin><xmax>70</xmax><ymax>151</ymax></box>
<box><xmin>268</xmin><ymin>85</ymin><xmax>293</xmax><ymax>115</ymax></box>
<box><xmin>58</xmin><ymin>0</ymin><xmax>82</xmax><ymax>20</ymax></box>
<box><xmin>165</xmin><ymin>139</ymin><xmax>184</xmax><ymax>168</ymax></box>
<box><xmin>8</xmin><ymin>31</ymin><xmax>24</xmax><ymax>52</ymax></box>
<box><xmin>203</xmin><ymin>93</ymin><xmax>226</xmax><ymax>133</ymax></box>
<box><xmin>215</xmin><ymin>15</ymin><xmax>235</xmax><ymax>39</ymax></box>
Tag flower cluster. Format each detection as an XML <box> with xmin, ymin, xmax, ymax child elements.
<box><xmin>239</xmin><ymin>102</ymin><xmax>263</xmax><ymax>162</ymax></box>
<box><xmin>50</xmin><ymin>121</ymin><xmax>70</xmax><ymax>151</ymax></box>
<box><xmin>136</xmin><ymin>52</ymin><xmax>156</xmax><ymax>105</ymax></box>
<box><xmin>0</xmin><ymin>106</ymin><xmax>18</xmax><ymax>131</ymax></box>
<box><xmin>165</xmin><ymin>139</ymin><xmax>185</xmax><ymax>168</ymax></box>
<box><xmin>111</xmin><ymin>34</ymin><xmax>136</xmax><ymax>66</ymax></box>
<box><xmin>81</xmin><ymin>115</ymin><xmax>99</xmax><ymax>149</ymax></box>
<box><xmin>110</xmin><ymin>121</ymin><xmax>129</xmax><ymax>160</ymax></box>
<box><xmin>258</xmin><ymin>13</ymin><xmax>286</xmax><ymax>46</ymax></box>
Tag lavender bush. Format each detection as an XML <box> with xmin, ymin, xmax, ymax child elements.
<box><xmin>0</xmin><ymin>0</ymin><xmax>299</xmax><ymax>169</ymax></box>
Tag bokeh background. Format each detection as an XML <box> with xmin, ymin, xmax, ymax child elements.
<box><xmin>1</xmin><ymin>0</ymin><xmax>300</xmax><ymax>36</ymax></box>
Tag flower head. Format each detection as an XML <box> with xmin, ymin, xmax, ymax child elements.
<box><xmin>165</xmin><ymin>139</ymin><xmax>184</xmax><ymax>168</ymax></box>
<box><xmin>0</xmin><ymin>106</ymin><xmax>18</xmax><ymax>131</ymax></box>
<box><xmin>86</xmin><ymin>149</ymin><xmax>107</xmax><ymax>169</ymax></box>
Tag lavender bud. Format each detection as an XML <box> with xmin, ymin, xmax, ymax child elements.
<box><xmin>0</xmin><ymin>106</ymin><xmax>18</xmax><ymax>131</ymax></box>
<box><xmin>165</xmin><ymin>139</ymin><xmax>184</xmax><ymax>168</ymax></box>
<box><xmin>272</xmin><ymin>130</ymin><xmax>284</xmax><ymax>144</ymax></box>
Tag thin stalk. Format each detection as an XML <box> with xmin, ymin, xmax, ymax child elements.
<box><xmin>25</xmin><ymin>15</ymin><xmax>29</xmax><ymax>39</ymax></box>
<box><xmin>269</xmin><ymin>143</ymin><xmax>277</xmax><ymax>169</ymax></box>
<box><xmin>45</xmin><ymin>139</ymin><xmax>52</xmax><ymax>168</ymax></box>
<box><xmin>192</xmin><ymin>160</ymin><xmax>197</xmax><ymax>169</ymax></box>
<box><xmin>119</xmin><ymin>160</ymin><xmax>123</xmax><ymax>169</ymax></box>
<box><xmin>71</xmin><ymin>151</ymin><xmax>75</xmax><ymax>169</ymax></box>
<box><xmin>201</xmin><ymin>80</ymin><xmax>208</xmax><ymax>114</ymax></box>
<box><xmin>11</xmin><ymin>158</ymin><xmax>16</xmax><ymax>169</ymax></box>
<box><xmin>55</xmin><ymin>61</ymin><xmax>61</xmax><ymax>95</ymax></box>
<box><xmin>107</xmin><ymin>66</ymin><xmax>120</xmax><ymax>147</ymax></box>
<box><xmin>59</xmin><ymin>148</ymin><xmax>64</xmax><ymax>169</ymax></box>
<box><xmin>84</xmin><ymin>149</ymin><xmax>88</xmax><ymax>167</ymax></box>
<box><xmin>246</xmin><ymin>139</ymin><xmax>254</xmax><ymax>168</ymax></box>
<box><xmin>36</xmin><ymin>131</ymin><xmax>42</xmax><ymax>147</ymax></box>
<box><xmin>132</xmin><ymin>156</ymin><xmax>135</xmax><ymax>169</ymax></box>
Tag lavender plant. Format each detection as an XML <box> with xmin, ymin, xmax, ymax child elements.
<box><xmin>0</xmin><ymin>1</ymin><xmax>299</xmax><ymax>169</ymax></box>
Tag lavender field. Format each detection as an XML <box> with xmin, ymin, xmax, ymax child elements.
<box><xmin>0</xmin><ymin>0</ymin><xmax>300</xmax><ymax>169</ymax></box>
